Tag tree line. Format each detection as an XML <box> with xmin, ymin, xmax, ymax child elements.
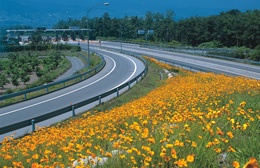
<box><xmin>53</xmin><ymin>9</ymin><xmax>260</xmax><ymax>49</ymax></box>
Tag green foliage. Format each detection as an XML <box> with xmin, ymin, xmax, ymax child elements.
<box><xmin>250</xmin><ymin>45</ymin><xmax>260</xmax><ymax>61</ymax></box>
<box><xmin>35</xmin><ymin>66</ymin><xmax>44</xmax><ymax>77</ymax></box>
<box><xmin>11</xmin><ymin>75</ymin><xmax>19</xmax><ymax>87</ymax></box>
<box><xmin>3</xmin><ymin>44</ymin><xmax>81</xmax><ymax>52</ymax></box>
<box><xmin>0</xmin><ymin>73</ymin><xmax>9</xmax><ymax>88</ymax></box>
<box><xmin>21</xmin><ymin>74</ymin><xmax>30</xmax><ymax>84</ymax></box>
<box><xmin>198</xmin><ymin>41</ymin><xmax>223</xmax><ymax>48</ymax></box>
<box><xmin>53</xmin><ymin>9</ymin><xmax>260</xmax><ymax>49</ymax></box>
<box><xmin>234</xmin><ymin>47</ymin><xmax>250</xmax><ymax>59</ymax></box>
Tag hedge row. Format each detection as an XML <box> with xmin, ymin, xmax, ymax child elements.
<box><xmin>1</xmin><ymin>44</ymin><xmax>81</xmax><ymax>52</ymax></box>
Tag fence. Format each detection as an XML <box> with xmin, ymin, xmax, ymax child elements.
<box><xmin>104</xmin><ymin>40</ymin><xmax>258</xmax><ymax>65</ymax></box>
<box><xmin>0</xmin><ymin>49</ymin><xmax>148</xmax><ymax>135</ymax></box>
<box><xmin>140</xmin><ymin>44</ymin><xmax>259</xmax><ymax>65</ymax></box>
<box><xmin>0</xmin><ymin>53</ymin><xmax>106</xmax><ymax>107</ymax></box>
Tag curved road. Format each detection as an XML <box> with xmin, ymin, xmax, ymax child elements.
<box><xmin>0</xmin><ymin>48</ymin><xmax>145</xmax><ymax>141</ymax></box>
<box><xmin>97</xmin><ymin>41</ymin><xmax>260</xmax><ymax>80</ymax></box>
<box><xmin>54</xmin><ymin>56</ymin><xmax>84</xmax><ymax>82</ymax></box>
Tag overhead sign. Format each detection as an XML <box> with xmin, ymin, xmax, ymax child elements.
<box><xmin>138</xmin><ymin>30</ymin><xmax>145</xmax><ymax>35</ymax></box>
<box><xmin>148</xmin><ymin>30</ymin><xmax>154</xmax><ymax>35</ymax></box>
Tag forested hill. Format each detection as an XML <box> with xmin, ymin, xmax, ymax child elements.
<box><xmin>54</xmin><ymin>9</ymin><xmax>260</xmax><ymax>49</ymax></box>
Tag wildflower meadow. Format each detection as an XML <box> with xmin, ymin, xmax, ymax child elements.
<box><xmin>0</xmin><ymin>57</ymin><xmax>259</xmax><ymax>168</ymax></box>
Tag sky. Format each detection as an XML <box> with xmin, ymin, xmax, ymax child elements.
<box><xmin>0</xmin><ymin>0</ymin><xmax>260</xmax><ymax>27</ymax></box>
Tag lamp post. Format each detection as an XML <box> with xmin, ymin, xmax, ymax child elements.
<box><xmin>87</xmin><ymin>2</ymin><xmax>109</xmax><ymax>68</ymax></box>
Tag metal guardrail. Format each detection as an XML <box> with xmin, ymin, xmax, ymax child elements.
<box><xmin>104</xmin><ymin>40</ymin><xmax>258</xmax><ymax>64</ymax></box>
<box><xmin>0</xmin><ymin>49</ymin><xmax>148</xmax><ymax>135</ymax></box>
<box><xmin>140</xmin><ymin>45</ymin><xmax>260</xmax><ymax>65</ymax></box>
<box><xmin>0</xmin><ymin>53</ymin><xmax>106</xmax><ymax>106</ymax></box>
<box><xmin>100</xmin><ymin>46</ymin><xmax>245</xmax><ymax>77</ymax></box>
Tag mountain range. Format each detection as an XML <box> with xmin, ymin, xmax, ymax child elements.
<box><xmin>0</xmin><ymin>0</ymin><xmax>259</xmax><ymax>28</ymax></box>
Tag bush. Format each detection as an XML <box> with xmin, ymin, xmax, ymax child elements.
<box><xmin>234</xmin><ymin>47</ymin><xmax>250</xmax><ymax>59</ymax></box>
<box><xmin>2</xmin><ymin>44</ymin><xmax>81</xmax><ymax>52</ymax></box>
<box><xmin>250</xmin><ymin>45</ymin><xmax>260</xmax><ymax>61</ymax></box>
<box><xmin>198</xmin><ymin>41</ymin><xmax>223</xmax><ymax>48</ymax></box>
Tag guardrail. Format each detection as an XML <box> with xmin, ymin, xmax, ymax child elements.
<box><xmin>103</xmin><ymin>40</ymin><xmax>258</xmax><ymax>65</ymax></box>
<box><xmin>140</xmin><ymin>45</ymin><xmax>260</xmax><ymax>65</ymax></box>
<box><xmin>0</xmin><ymin>49</ymin><xmax>148</xmax><ymax>135</ymax></box>
<box><xmin>0</xmin><ymin>53</ymin><xmax>106</xmax><ymax>107</ymax></box>
<box><xmin>99</xmin><ymin>46</ymin><xmax>244</xmax><ymax>77</ymax></box>
<box><xmin>105</xmin><ymin>40</ymin><xmax>254</xmax><ymax>53</ymax></box>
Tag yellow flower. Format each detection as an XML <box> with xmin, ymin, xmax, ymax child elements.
<box><xmin>227</xmin><ymin>131</ymin><xmax>234</xmax><ymax>139</ymax></box>
<box><xmin>174</xmin><ymin>159</ymin><xmax>188</xmax><ymax>167</ymax></box>
<box><xmin>105</xmin><ymin>152</ymin><xmax>112</xmax><ymax>158</ymax></box>
<box><xmin>171</xmin><ymin>149</ymin><xmax>177</xmax><ymax>159</ymax></box>
<box><xmin>214</xmin><ymin>148</ymin><xmax>221</xmax><ymax>153</ymax></box>
<box><xmin>243</xmin><ymin>158</ymin><xmax>259</xmax><ymax>168</ymax></box>
<box><xmin>187</xmin><ymin>154</ymin><xmax>195</xmax><ymax>163</ymax></box>
<box><xmin>166</xmin><ymin>144</ymin><xmax>174</xmax><ymax>148</ymax></box>
<box><xmin>32</xmin><ymin>154</ymin><xmax>39</xmax><ymax>159</ymax></box>
<box><xmin>192</xmin><ymin>141</ymin><xmax>197</xmax><ymax>147</ymax></box>
<box><xmin>233</xmin><ymin>161</ymin><xmax>240</xmax><ymax>168</ymax></box>
<box><xmin>243</xmin><ymin>124</ymin><xmax>248</xmax><ymax>131</ymax></box>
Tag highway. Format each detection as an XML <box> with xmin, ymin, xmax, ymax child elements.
<box><xmin>54</xmin><ymin>56</ymin><xmax>84</xmax><ymax>82</ymax></box>
<box><xmin>98</xmin><ymin>41</ymin><xmax>260</xmax><ymax>80</ymax></box>
<box><xmin>0</xmin><ymin>48</ymin><xmax>145</xmax><ymax>141</ymax></box>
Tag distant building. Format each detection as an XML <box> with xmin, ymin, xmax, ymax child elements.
<box><xmin>19</xmin><ymin>35</ymin><xmax>32</xmax><ymax>45</ymax></box>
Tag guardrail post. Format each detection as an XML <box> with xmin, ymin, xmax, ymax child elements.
<box><xmin>31</xmin><ymin>119</ymin><xmax>35</xmax><ymax>132</ymax></box>
<box><xmin>46</xmin><ymin>87</ymin><xmax>48</xmax><ymax>93</ymax></box>
<box><xmin>128</xmin><ymin>82</ymin><xmax>130</xmax><ymax>90</ymax></box>
<box><xmin>24</xmin><ymin>93</ymin><xmax>27</xmax><ymax>100</ymax></box>
<box><xmin>136</xmin><ymin>78</ymin><xmax>138</xmax><ymax>84</ymax></box>
<box><xmin>117</xmin><ymin>88</ymin><xmax>119</xmax><ymax>97</ymax></box>
<box><xmin>72</xmin><ymin>106</ymin><xmax>75</xmax><ymax>117</ymax></box>
<box><xmin>63</xmin><ymin>82</ymin><xmax>65</xmax><ymax>87</ymax></box>
<box><xmin>99</xmin><ymin>96</ymin><xmax>101</xmax><ymax>105</ymax></box>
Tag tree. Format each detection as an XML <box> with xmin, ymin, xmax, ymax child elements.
<box><xmin>11</xmin><ymin>75</ymin><xmax>19</xmax><ymax>88</ymax></box>
<box><xmin>22</xmin><ymin>64</ymin><xmax>33</xmax><ymax>74</ymax></box>
<box><xmin>250</xmin><ymin>45</ymin><xmax>260</xmax><ymax>61</ymax></box>
<box><xmin>36</xmin><ymin>66</ymin><xmax>44</xmax><ymax>77</ymax></box>
<box><xmin>21</xmin><ymin>74</ymin><xmax>30</xmax><ymax>85</ymax></box>
<box><xmin>0</xmin><ymin>73</ymin><xmax>9</xmax><ymax>89</ymax></box>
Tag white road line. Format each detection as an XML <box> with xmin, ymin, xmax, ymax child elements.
<box><xmin>102</xmin><ymin>44</ymin><xmax>260</xmax><ymax>80</ymax></box>
<box><xmin>0</xmin><ymin>55</ymin><xmax>117</xmax><ymax>117</ymax></box>
<box><xmin>106</xmin><ymin>51</ymin><xmax>137</xmax><ymax>90</ymax></box>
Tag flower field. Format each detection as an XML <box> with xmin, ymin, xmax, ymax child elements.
<box><xmin>0</xmin><ymin>58</ymin><xmax>259</xmax><ymax>168</ymax></box>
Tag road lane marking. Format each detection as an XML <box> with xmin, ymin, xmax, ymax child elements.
<box><xmin>101</xmin><ymin>44</ymin><xmax>260</xmax><ymax>80</ymax></box>
<box><xmin>0</xmin><ymin>55</ymin><xmax>116</xmax><ymax>117</ymax></box>
<box><xmin>105</xmin><ymin>51</ymin><xmax>137</xmax><ymax>90</ymax></box>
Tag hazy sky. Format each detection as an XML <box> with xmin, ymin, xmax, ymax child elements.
<box><xmin>0</xmin><ymin>0</ymin><xmax>260</xmax><ymax>26</ymax></box>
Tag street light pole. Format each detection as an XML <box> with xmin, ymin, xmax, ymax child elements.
<box><xmin>87</xmin><ymin>2</ymin><xmax>109</xmax><ymax>69</ymax></box>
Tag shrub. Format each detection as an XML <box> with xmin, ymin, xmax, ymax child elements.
<box><xmin>198</xmin><ymin>41</ymin><xmax>223</xmax><ymax>48</ymax></box>
<box><xmin>250</xmin><ymin>45</ymin><xmax>260</xmax><ymax>61</ymax></box>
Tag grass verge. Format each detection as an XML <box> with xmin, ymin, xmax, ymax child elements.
<box><xmin>1</xmin><ymin>57</ymin><xmax>258</xmax><ymax>168</ymax></box>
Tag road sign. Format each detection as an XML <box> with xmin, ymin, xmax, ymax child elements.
<box><xmin>148</xmin><ymin>30</ymin><xmax>154</xmax><ymax>35</ymax></box>
<box><xmin>138</xmin><ymin>30</ymin><xmax>145</xmax><ymax>35</ymax></box>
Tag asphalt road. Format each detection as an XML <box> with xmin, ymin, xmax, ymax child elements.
<box><xmin>0</xmin><ymin>48</ymin><xmax>145</xmax><ymax>141</ymax></box>
<box><xmin>98</xmin><ymin>41</ymin><xmax>260</xmax><ymax>80</ymax></box>
<box><xmin>54</xmin><ymin>56</ymin><xmax>84</xmax><ymax>82</ymax></box>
